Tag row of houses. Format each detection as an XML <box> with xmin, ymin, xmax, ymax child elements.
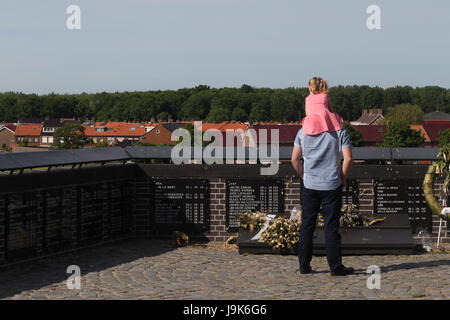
<box><xmin>0</xmin><ymin>119</ymin><xmax>305</xmax><ymax>151</ymax></box>
<box><xmin>1</xmin><ymin>110</ymin><xmax>450</xmax><ymax>152</ymax></box>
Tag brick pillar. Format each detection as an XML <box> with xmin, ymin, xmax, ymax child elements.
<box><xmin>284</xmin><ymin>177</ymin><xmax>301</xmax><ymax>216</ymax></box>
<box><xmin>206</xmin><ymin>178</ymin><xmax>236</xmax><ymax>243</ymax></box>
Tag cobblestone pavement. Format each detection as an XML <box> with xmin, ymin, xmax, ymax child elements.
<box><xmin>0</xmin><ymin>239</ymin><xmax>448</xmax><ymax>300</ymax></box>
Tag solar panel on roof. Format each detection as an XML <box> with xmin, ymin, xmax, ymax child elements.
<box><xmin>352</xmin><ymin>147</ymin><xmax>391</xmax><ymax>160</ymax></box>
<box><xmin>125</xmin><ymin>146</ymin><xmax>173</xmax><ymax>159</ymax></box>
<box><xmin>392</xmin><ymin>148</ymin><xmax>439</xmax><ymax>160</ymax></box>
<box><xmin>70</xmin><ymin>147</ymin><xmax>130</xmax><ymax>162</ymax></box>
<box><xmin>0</xmin><ymin>154</ymin><xmax>24</xmax><ymax>170</ymax></box>
<box><xmin>9</xmin><ymin>150</ymin><xmax>83</xmax><ymax>168</ymax></box>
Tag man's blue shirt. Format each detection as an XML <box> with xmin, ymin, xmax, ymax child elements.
<box><xmin>294</xmin><ymin>128</ymin><xmax>352</xmax><ymax>191</ymax></box>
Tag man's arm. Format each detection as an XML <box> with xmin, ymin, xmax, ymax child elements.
<box><xmin>291</xmin><ymin>146</ymin><xmax>303</xmax><ymax>178</ymax></box>
<box><xmin>342</xmin><ymin>147</ymin><xmax>353</xmax><ymax>187</ymax></box>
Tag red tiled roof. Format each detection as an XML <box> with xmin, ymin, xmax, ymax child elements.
<box><xmin>422</xmin><ymin>124</ymin><xmax>450</xmax><ymax>142</ymax></box>
<box><xmin>14</xmin><ymin>124</ymin><xmax>42</xmax><ymax>136</ymax></box>
<box><xmin>351</xmin><ymin>125</ymin><xmax>386</xmax><ymax>142</ymax></box>
<box><xmin>197</xmin><ymin>122</ymin><xmax>228</xmax><ymax>132</ymax></box>
<box><xmin>83</xmin><ymin>122</ymin><xmax>146</xmax><ymax>137</ymax></box>
<box><xmin>220</xmin><ymin>123</ymin><xmax>248</xmax><ymax>132</ymax></box>
<box><xmin>252</xmin><ymin>124</ymin><xmax>302</xmax><ymax>143</ymax></box>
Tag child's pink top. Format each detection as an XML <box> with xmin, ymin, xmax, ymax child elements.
<box><xmin>301</xmin><ymin>93</ymin><xmax>344</xmax><ymax>135</ymax></box>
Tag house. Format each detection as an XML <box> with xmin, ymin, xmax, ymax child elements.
<box><xmin>193</xmin><ymin>122</ymin><xmax>250</xmax><ymax>147</ymax></box>
<box><xmin>14</xmin><ymin>124</ymin><xmax>43</xmax><ymax>147</ymax></box>
<box><xmin>423</xmin><ymin>111</ymin><xmax>450</xmax><ymax>125</ymax></box>
<box><xmin>351</xmin><ymin>109</ymin><xmax>384</xmax><ymax>125</ymax></box>
<box><xmin>83</xmin><ymin>121</ymin><xmax>147</xmax><ymax>145</ymax></box>
<box><xmin>141</xmin><ymin>121</ymin><xmax>189</xmax><ymax>145</ymax></box>
<box><xmin>245</xmin><ymin>124</ymin><xmax>302</xmax><ymax>147</ymax></box>
<box><xmin>40</xmin><ymin>118</ymin><xmax>65</xmax><ymax>147</ymax></box>
<box><xmin>0</xmin><ymin>124</ymin><xmax>16</xmax><ymax>149</ymax></box>
<box><xmin>139</xmin><ymin>122</ymin><xmax>191</xmax><ymax>145</ymax></box>
<box><xmin>351</xmin><ymin>125</ymin><xmax>386</xmax><ymax>147</ymax></box>
<box><xmin>422</xmin><ymin>124</ymin><xmax>450</xmax><ymax>147</ymax></box>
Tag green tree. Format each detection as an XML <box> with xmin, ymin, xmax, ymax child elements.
<box><xmin>230</xmin><ymin>107</ymin><xmax>248</xmax><ymax>121</ymax></box>
<box><xmin>206</xmin><ymin>105</ymin><xmax>230</xmax><ymax>122</ymax></box>
<box><xmin>52</xmin><ymin>123</ymin><xmax>87</xmax><ymax>150</ymax></box>
<box><xmin>378</xmin><ymin>121</ymin><xmax>425</xmax><ymax>147</ymax></box>
<box><xmin>438</xmin><ymin>128</ymin><xmax>450</xmax><ymax>148</ymax></box>
<box><xmin>343</xmin><ymin>122</ymin><xmax>364</xmax><ymax>147</ymax></box>
<box><xmin>384</xmin><ymin>103</ymin><xmax>424</xmax><ymax>124</ymax></box>
<box><xmin>157</xmin><ymin>111</ymin><xmax>171</xmax><ymax>121</ymax></box>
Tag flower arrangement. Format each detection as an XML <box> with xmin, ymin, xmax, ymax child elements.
<box><xmin>237</xmin><ymin>211</ymin><xmax>267</xmax><ymax>231</ymax></box>
<box><xmin>317</xmin><ymin>204</ymin><xmax>385</xmax><ymax>227</ymax></box>
<box><xmin>258</xmin><ymin>216</ymin><xmax>301</xmax><ymax>251</ymax></box>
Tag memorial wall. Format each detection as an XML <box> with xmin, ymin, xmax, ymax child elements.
<box><xmin>0</xmin><ymin>163</ymin><xmax>447</xmax><ymax>266</ymax></box>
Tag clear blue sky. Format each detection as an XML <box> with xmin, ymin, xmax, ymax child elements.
<box><xmin>0</xmin><ymin>0</ymin><xmax>449</xmax><ymax>94</ymax></box>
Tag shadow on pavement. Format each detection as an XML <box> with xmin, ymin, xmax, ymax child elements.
<box><xmin>0</xmin><ymin>238</ymin><xmax>178</xmax><ymax>299</ymax></box>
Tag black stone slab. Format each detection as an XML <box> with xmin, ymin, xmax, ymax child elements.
<box><xmin>150</xmin><ymin>178</ymin><xmax>210</xmax><ymax>235</ymax></box>
<box><xmin>342</xmin><ymin>179</ymin><xmax>359</xmax><ymax>206</ymax></box>
<box><xmin>374</xmin><ymin>179</ymin><xmax>432</xmax><ymax>234</ymax></box>
<box><xmin>226</xmin><ymin>179</ymin><xmax>284</xmax><ymax>232</ymax></box>
<box><xmin>237</xmin><ymin>214</ymin><xmax>417</xmax><ymax>255</ymax></box>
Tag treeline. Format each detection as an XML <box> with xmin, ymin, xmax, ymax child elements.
<box><xmin>0</xmin><ymin>85</ymin><xmax>449</xmax><ymax>123</ymax></box>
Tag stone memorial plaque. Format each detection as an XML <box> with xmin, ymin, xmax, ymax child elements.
<box><xmin>226</xmin><ymin>179</ymin><xmax>284</xmax><ymax>231</ymax></box>
<box><xmin>342</xmin><ymin>179</ymin><xmax>359</xmax><ymax>206</ymax></box>
<box><xmin>405</xmin><ymin>179</ymin><xmax>432</xmax><ymax>233</ymax></box>
<box><xmin>374</xmin><ymin>179</ymin><xmax>431</xmax><ymax>233</ymax></box>
<box><xmin>151</xmin><ymin>179</ymin><xmax>209</xmax><ymax>233</ymax></box>
<box><xmin>374</xmin><ymin>179</ymin><xmax>407</xmax><ymax>214</ymax></box>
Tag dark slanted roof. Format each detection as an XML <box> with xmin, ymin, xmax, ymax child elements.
<box><xmin>424</xmin><ymin>111</ymin><xmax>450</xmax><ymax>121</ymax></box>
<box><xmin>0</xmin><ymin>147</ymin><xmax>130</xmax><ymax>171</ymax></box>
<box><xmin>252</xmin><ymin>125</ymin><xmax>302</xmax><ymax>143</ymax></box>
<box><xmin>351</xmin><ymin>125</ymin><xmax>386</xmax><ymax>143</ymax></box>
<box><xmin>422</xmin><ymin>124</ymin><xmax>450</xmax><ymax>142</ymax></box>
<box><xmin>43</xmin><ymin>118</ymin><xmax>64</xmax><ymax>128</ymax></box>
<box><xmin>18</xmin><ymin>118</ymin><xmax>44</xmax><ymax>124</ymax></box>
<box><xmin>354</xmin><ymin>110</ymin><xmax>384</xmax><ymax>125</ymax></box>
<box><xmin>161</xmin><ymin>123</ymin><xmax>186</xmax><ymax>133</ymax></box>
<box><xmin>0</xmin><ymin>124</ymin><xmax>16</xmax><ymax>132</ymax></box>
<box><xmin>392</xmin><ymin>148</ymin><xmax>440</xmax><ymax>160</ymax></box>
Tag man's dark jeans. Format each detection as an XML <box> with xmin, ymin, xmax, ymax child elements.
<box><xmin>298</xmin><ymin>181</ymin><xmax>343</xmax><ymax>272</ymax></box>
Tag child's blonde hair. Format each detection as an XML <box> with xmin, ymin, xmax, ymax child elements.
<box><xmin>308</xmin><ymin>77</ymin><xmax>328</xmax><ymax>94</ymax></box>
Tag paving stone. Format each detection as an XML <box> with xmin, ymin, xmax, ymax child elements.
<box><xmin>0</xmin><ymin>239</ymin><xmax>448</xmax><ymax>300</ymax></box>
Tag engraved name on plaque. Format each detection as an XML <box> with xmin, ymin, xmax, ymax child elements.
<box><xmin>226</xmin><ymin>179</ymin><xmax>284</xmax><ymax>231</ymax></box>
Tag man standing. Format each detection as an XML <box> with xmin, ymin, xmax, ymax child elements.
<box><xmin>291</xmin><ymin>78</ymin><xmax>354</xmax><ymax>276</ymax></box>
